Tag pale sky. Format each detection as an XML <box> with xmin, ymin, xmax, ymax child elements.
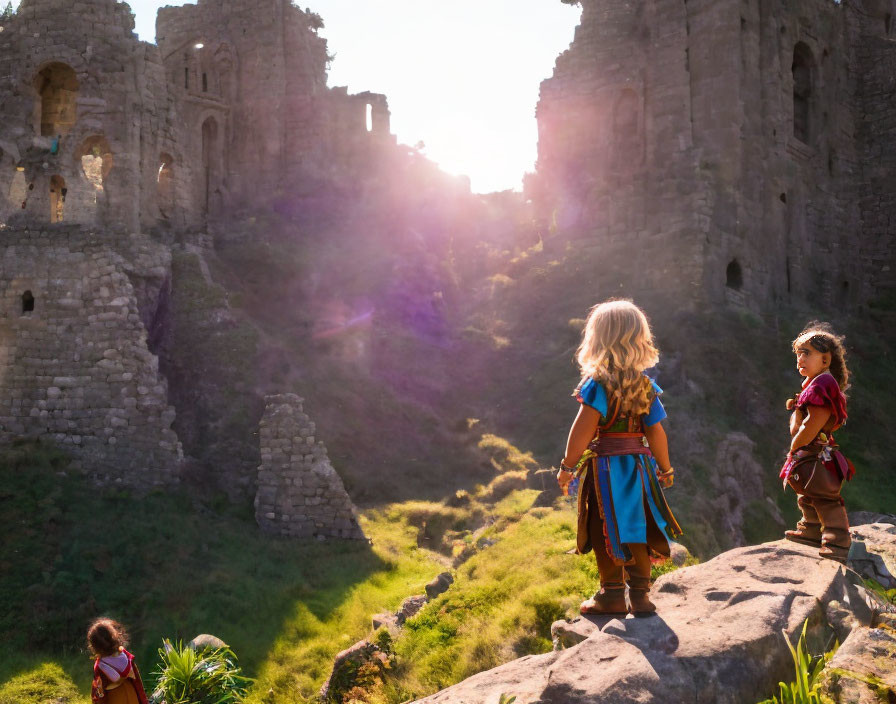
<box><xmin>11</xmin><ymin>0</ymin><xmax>581</xmax><ymax>193</ymax></box>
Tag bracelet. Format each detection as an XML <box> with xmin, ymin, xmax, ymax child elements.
<box><xmin>657</xmin><ymin>466</ymin><xmax>674</xmax><ymax>476</ymax></box>
<box><xmin>558</xmin><ymin>460</ymin><xmax>576</xmax><ymax>473</ymax></box>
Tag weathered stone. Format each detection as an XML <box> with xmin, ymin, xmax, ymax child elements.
<box><xmin>818</xmin><ymin>624</ymin><xmax>896</xmax><ymax>704</ymax></box>
<box><xmin>254</xmin><ymin>395</ymin><xmax>364</xmax><ymax>541</ymax></box>
<box><xmin>425</xmin><ymin>572</ymin><xmax>454</xmax><ymax>600</ymax></box>
<box><xmin>849</xmin><ymin>523</ymin><xmax>896</xmax><ymax>589</ymax></box>
<box><xmin>396</xmin><ymin>595</ymin><xmax>428</xmax><ymax>626</ymax></box>
<box><xmin>372</xmin><ymin>612</ymin><xmax>400</xmax><ymax>632</ymax></box>
<box><xmin>416</xmin><ymin>539</ymin><xmax>880</xmax><ymax>704</ymax></box>
<box><xmin>187</xmin><ymin>633</ymin><xmax>228</xmax><ymax>652</ymax></box>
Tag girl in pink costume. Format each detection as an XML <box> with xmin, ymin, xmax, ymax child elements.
<box><xmin>779</xmin><ymin>322</ymin><xmax>854</xmax><ymax>564</ymax></box>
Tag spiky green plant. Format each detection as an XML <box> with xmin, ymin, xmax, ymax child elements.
<box><xmin>757</xmin><ymin>619</ymin><xmax>837</xmax><ymax>704</ymax></box>
<box><xmin>153</xmin><ymin>640</ymin><xmax>252</xmax><ymax>704</ymax></box>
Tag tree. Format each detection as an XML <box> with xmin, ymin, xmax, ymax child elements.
<box><xmin>0</xmin><ymin>2</ymin><xmax>14</xmax><ymax>21</ymax></box>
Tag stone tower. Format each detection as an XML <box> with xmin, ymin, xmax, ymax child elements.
<box><xmin>155</xmin><ymin>0</ymin><xmax>394</xmax><ymax>217</ymax></box>
<box><xmin>0</xmin><ymin>0</ymin><xmax>194</xmax><ymax>232</ymax></box>
<box><xmin>535</xmin><ymin>0</ymin><xmax>896</xmax><ymax>312</ymax></box>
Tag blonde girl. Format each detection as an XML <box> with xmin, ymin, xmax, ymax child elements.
<box><xmin>557</xmin><ymin>300</ymin><xmax>682</xmax><ymax>615</ymax></box>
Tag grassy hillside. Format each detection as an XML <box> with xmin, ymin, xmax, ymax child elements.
<box><xmin>3</xmin><ymin>434</ymin><xmax>682</xmax><ymax>704</ymax></box>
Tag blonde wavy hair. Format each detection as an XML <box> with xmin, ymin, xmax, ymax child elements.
<box><xmin>576</xmin><ymin>300</ymin><xmax>659</xmax><ymax>416</ymax></box>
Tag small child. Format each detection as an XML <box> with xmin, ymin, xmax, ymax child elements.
<box><xmin>779</xmin><ymin>322</ymin><xmax>854</xmax><ymax>563</ymax></box>
<box><xmin>88</xmin><ymin>618</ymin><xmax>149</xmax><ymax>704</ymax></box>
<box><xmin>557</xmin><ymin>300</ymin><xmax>682</xmax><ymax>616</ymax></box>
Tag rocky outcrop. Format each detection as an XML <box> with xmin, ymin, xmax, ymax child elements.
<box><xmin>710</xmin><ymin>433</ymin><xmax>785</xmax><ymax>547</ymax></box>
<box><xmin>415</xmin><ymin>529</ymin><xmax>893</xmax><ymax>704</ymax></box>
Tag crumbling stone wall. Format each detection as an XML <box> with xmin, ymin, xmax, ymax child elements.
<box><xmin>0</xmin><ymin>225</ymin><xmax>182</xmax><ymax>485</ymax></box>
<box><xmin>535</xmin><ymin>0</ymin><xmax>894</xmax><ymax>312</ymax></box>
<box><xmin>255</xmin><ymin>394</ymin><xmax>365</xmax><ymax>540</ymax></box>
<box><xmin>156</xmin><ymin>0</ymin><xmax>393</xmax><ymax>216</ymax></box>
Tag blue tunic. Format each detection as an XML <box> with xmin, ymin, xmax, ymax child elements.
<box><xmin>576</xmin><ymin>377</ymin><xmax>678</xmax><ymax>556</ymax></box>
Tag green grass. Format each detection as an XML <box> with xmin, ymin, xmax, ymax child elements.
<box><xmin>2</xmin><ymin>436</ymin><xmax>679</xmax><ymax>704</ymax></box>
<box><xmin>0</xmin><ymin>663</ymin><xmax>82</xmax><ymax>704</ymax></box>
<box><xmin>0</xmin><ymin>441</ymin><xmax>442</xmax><ymax>703</ymax></box>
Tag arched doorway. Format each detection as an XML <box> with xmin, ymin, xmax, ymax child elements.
<box><xmin>34</xmin><ymin>63</ymin><xmax>79</xmax><ymax>137</ymax></box>
<box><xmin>49</xmin><ymin>174</ymin><xmax>66</xmax><ymax>222</ymax></box>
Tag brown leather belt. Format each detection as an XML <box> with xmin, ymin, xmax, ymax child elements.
<box><xmin>588</xmin><ymin>432</ymin><xmax>652</xmax><ymax>457</ymax></box>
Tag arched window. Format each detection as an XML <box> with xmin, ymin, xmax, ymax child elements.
<box><xmin>792</xmin><ymin>43</ymin><xmax>815</xmax><ymax>143</ymax></box>
<box><xmin>33</xmin><ymin>63</ymin><xmax>79</xmax><ymax>137</ymax></box>
<box><xmin>726</xmin><ymin>260</ymin><xmax>743</xmax><ymax>290</ymax></box>
<box><xmin>49</xmin><ymin>174</ymin><xmax>66</xmax><ymax>223</ymax></box>
<box><xmin>22</xmin><ymin>290</ymin><xmax>34</xmax><ymax>314</ymax></box>
<box><xmin>77</xmin><ymin>136</ymin><xmax>114</xmax><ymax>192</ymax></box>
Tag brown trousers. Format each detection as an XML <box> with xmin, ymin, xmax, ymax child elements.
<box><xmin>582</xmin><ymin>469</ymin><xmax>655</xmax><ymax>591</ymax></box>
<box><xmin>788</xmin><ymin>458</ymin><xmax>850</xmax><ymax>547</ymax></box>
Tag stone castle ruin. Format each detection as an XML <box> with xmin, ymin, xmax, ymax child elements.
<box><xmin>0</xmin><ymin>0</ymin><xmax>391</xmax><ymax>232</ymax></box>
<box><xmin>0</xmin><ymin>0</ymin><xmax>894</xmax><ymax>535</ymax></box>
<box><xmin>0</xmin><ymin>0</ymin><xmax>395</xmax><ymax>537</ymax></box>
<box><xmin>534</xmin><ymin>0</ymin><xmax>896</xmax><ymax>312</ymax></box>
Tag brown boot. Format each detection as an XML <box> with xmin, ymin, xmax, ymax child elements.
<box><xmin>627</xmin><ymin>575</ymin><xmax>656</xmax><ymax>616</ymax></box>
<box><xmin>580</xmin><ymin>588</ymin><xmax>626</xmax><ymax>616</ymax></box>
<box><xmin>819</xmin><ymin>542</ymin><xmax>849</xmax><ymax>564</ymax></box>
<box><xmin>784</xmin><ymin>520</ymin><xmax>822</xmax><ymax>547</ymax></box>
<box><xmin>628</xmin><ymin>588</ymin><xmax>657</xmax><ymax>615</ymax></box>
<box><xmin>815</xmin><ymin>497</ymin><xmax>851</xmax><ymax>553</ymax></box>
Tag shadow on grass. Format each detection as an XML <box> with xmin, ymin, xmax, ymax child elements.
<box><xmin>0</xmin><ymin>440</ymin><xmax>388</xmax><ymax>698</ymax></box>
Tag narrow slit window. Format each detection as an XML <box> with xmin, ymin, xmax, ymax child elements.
<box><xmin>22</xmin><ymin>290</ymin><xmax>35</xmax><ymax>313</ymax></box>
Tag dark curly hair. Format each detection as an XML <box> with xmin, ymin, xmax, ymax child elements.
<box><xmin>87</xmin><ymin>618</ymin><xmax>129</xmax><ymax>658</ymax></box>
<box><xmin>792</xmin><ymin>321</ymin><xmax>850</xmax><ymax>394</ymax></box>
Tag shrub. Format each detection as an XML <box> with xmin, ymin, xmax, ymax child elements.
<box><xmin>152</xmin><ymin>640</ymin><xmax>251</xmax><ymax>704</ymax></box>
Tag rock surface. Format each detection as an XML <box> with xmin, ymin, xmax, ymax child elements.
<box><xmin>849</xmin><ymin>522</ymin><xmax>896</xmax><ymax>589</ymax></box>
<box><xmin>425</xmin><ymin>572</ymin><xmax>455</xmax><ymax>600</ymax></box>
<box><xmin>396</xmin><ymin>595</ymin><xmax>428</xmax><ymax>626</ymax></box>
<box><xmin>819</xmin><ymin>614</ymin><xmax>896</xmax><ymax>704</ymax></box>
<box><xmin>415</xmin><ymin>538</ymin><xmax>882</xmax><ymax>704</ymax></box>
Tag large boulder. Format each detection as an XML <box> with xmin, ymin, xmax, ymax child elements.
<box><xmin>849</xmin><ymin>522</ymin><xmax>896</xmax><ymax>589</ymax></box>
<box><xmin>414</xmin><ymin>538</ymin><xmax>881</xmax><ymax>704</ymax></box>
